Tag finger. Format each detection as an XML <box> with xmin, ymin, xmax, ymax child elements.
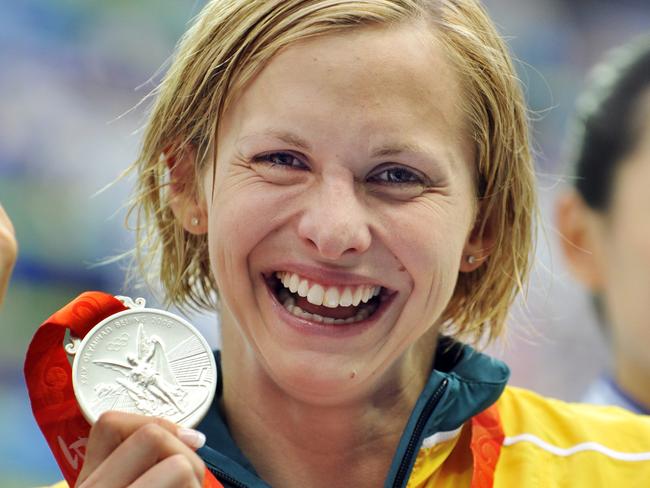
<box><xmin>0</xmin><ymin>202</ymin><xmax>13</xmax><ymax>226</ymax></box>
<box><xmin>80</xmin><ymin>412</ymin><xmax>176</xmax><ymax>480</ymax></box>
<box><xmin>130</xmin><ymin>454</ymin><xmax>203</xmax><ymax>488</ymax></box>
<box><xmin>0</xmin><ymin>203</ymin><xmax>17</xmax><ymax>307</ymax></box>
<box><xmin>78</xmin><ymin>422</ymin><xmax>205</xmax><ymax>488</ymax></box>
<box><xmin>0</xmin><ymin>202</ymin><xmax>16</xmax><ymax>241</ymax></box>
<box><xmin>0</xmin><ymin>202</ymin><xmax>17</xmax><ymax>262</ymax></box>
<box><xmin>78</xmin><ymin>412</ymin><xmax>203</xmax><ymax>484</ymax></box>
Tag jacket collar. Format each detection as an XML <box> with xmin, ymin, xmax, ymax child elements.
<box><xmin>383</xmin><ymin>336</ymin><xmax>509</xmax><ymax>487</ymax></box>
<box><xmin>196</xmin><ymin>337</ymin><xmax>509</xmax><ymax>488</ymax></box>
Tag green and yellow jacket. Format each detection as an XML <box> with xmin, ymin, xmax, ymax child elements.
<box><xmin>50</xmin><ymin>338</ymin><xmax>650</xmax><ymax>487</ymax></box>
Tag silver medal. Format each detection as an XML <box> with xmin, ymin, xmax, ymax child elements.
<box><xmin>67</xmin><ymin>296</ymin><xmax>217</xmax><ymax>428</ymax></box>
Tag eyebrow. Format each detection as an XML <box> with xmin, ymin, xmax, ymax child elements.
<box><xmin>251</xmin><ymin>130</ymin><xmax>312</xmax><ymax>151</ymax></box>
<box><xmin>245</xmin><ymin>130</ymin><xmax>444</xmax><ymax>164</ymax></box>
<box><xmin>370</xmin><ymin>142</ymin><xmax>435</xmax><ymax>159</ymax></box>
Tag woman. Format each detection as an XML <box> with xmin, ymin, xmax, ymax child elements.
<box><xmin>44</xmin><ymin>1</ymin><xmax>650</xmax><ymax>487</ymax></box>
<box><xmin>557</xmin><ymin>36</ymin><xmax>650</xmax><ymax>414</ymax></box>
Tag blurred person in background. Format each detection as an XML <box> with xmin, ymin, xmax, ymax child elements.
<box><xmin>0</xmin><ymin>202</ymin><xmax>17</xmax><ymax>307</ymax></box>
<box><xmin>557</xmin><ymin>35</ymin><xmax>650</xmax><ymax>414</ymax></box>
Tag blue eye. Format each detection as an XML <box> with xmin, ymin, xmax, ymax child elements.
<box><xmin>368</xmin><ymin>166</ymin><xmax>426</xmax><ymax>185</ymax></box>
<box><xmin>252</xmin><ymin>152</ymin><xmax>307</xmax><ymax>169</ymax></box>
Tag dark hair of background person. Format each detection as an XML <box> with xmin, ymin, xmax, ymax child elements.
<box><xmin>569</xmin><ymin>34</ymin><xmax>650</xmax><ymax>210</ymax></box>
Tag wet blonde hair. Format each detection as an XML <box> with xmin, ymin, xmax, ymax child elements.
<box><xmin>129</xmin><ymin>0</ymin><xmax>535</xmax><ymax>344</ymax></box>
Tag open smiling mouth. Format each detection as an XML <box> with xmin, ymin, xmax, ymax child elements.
<box><xmin>265</xmin><ymin>272</ymin><xmax>395</xmax><ymax>325</ymax></box>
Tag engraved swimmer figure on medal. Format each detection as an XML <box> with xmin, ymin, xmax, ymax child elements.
<box><xmin>93</xmin><ymin>321</ymin><xmax>187</xmax><ymax>416</ymax></box>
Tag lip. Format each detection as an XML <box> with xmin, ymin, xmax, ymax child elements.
<box><xmin>263</xmin><ymin>275</ymin><xmax>397</xmax><ymax>338</ymax></box>
<box><xmin>262</xmin><ymin>263</ymin><xmax>391</xmax><ymax>290</ymax></box>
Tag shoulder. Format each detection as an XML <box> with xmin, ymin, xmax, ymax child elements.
<box><xmin>493</xmin><ymin>386</ymin><xmax>650</xmax><ymax>487</ymax></box>
<box><xmin>498</xmin><ymin>385</ymin><xmax>650</xmax><ymax>445</ymax></box>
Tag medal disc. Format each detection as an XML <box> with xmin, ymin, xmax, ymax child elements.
<box><xmin>70</xmin><ymin>302</ymin><xmax>217</xmax><ymax>428</ymax></box>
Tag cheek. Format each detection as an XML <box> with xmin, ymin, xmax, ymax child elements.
<box><xmin>206</xmin><ymin>174</ymin><xmax>309</xmax><ymax>297</ymax></box>
<box><xmin>602</xmin><ymin>160</ymin><xmax>650</xmax><ymax>354</ymax></box>
<box><xmin>601</xmin><ymin>213</ymin><xmax>650</xmax><ymax>342</ymax></box>
<box><xmin>604</xmin><ymin>163</ymin><xmax>650</xmax><ymax>294</ymax></box>
<box><xmin>381</xmin><ymin>198</ymin><xmax>471</xmax><ymax>304</ymax></box>
<box><xmin>207</xmin><ymin>184</ymin><xmax>280</xmax><ymax>288</ymax></box>
<box><xmin>606</xmin><ymin>200</ymin><xmax>650</xmax><ymax>282</ymax></box>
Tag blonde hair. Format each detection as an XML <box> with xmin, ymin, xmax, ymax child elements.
<box><xmin>128</xmin><ymin>0</ymin><xmax>535</xmax><ymax>344</ymax></box>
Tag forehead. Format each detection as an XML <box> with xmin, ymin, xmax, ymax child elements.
<box><xmin>221</xmin><ymin>23</ymin><xmax>471</xmax><ymax>163</ymax></box>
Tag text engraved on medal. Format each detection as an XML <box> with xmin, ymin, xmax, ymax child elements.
<box><xmin>79</xmin><ymin>365</ymin><xmax>89</xmax><ymax>385</ymax></box>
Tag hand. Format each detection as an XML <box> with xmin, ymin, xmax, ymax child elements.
<box><xmin>76</xmin><ymin>412</ymin><xmax>207</xmax><ymax>488</ymax></box>
<box><xmin>0</xmin><ymin>202</ymin><xmax>17</xmax><ymax>307</ymax></box>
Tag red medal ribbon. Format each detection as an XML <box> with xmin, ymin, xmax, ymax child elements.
<box><xmin>24</xmin><ymin>291</ymin><xmax>222</xmax><ymax>488</ymax></box>
<box><xmin>469</xmin><ymin>404</ymin><xmax>505</xmax><ymax>488</ymax></box>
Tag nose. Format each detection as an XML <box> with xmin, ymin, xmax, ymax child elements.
<box><xmin>297</xmin><ymin>178</ymin><xmax>372</xmax><ymax>260</ymax></box>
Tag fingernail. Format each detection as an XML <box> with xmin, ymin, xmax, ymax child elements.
<box><xmin>177</xmin><ymin>428</ymin><xmax>206</xmax><ymax>449</ymax></box>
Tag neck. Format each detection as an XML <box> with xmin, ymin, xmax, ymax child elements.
<box><xmin>612</xmin><ymin>351</ymin><xmax>650</xmax><ymax>413</ymax></box>
<box><xmin>219</xmin><ymin>336</ymin><xmax>435</xmax><ymax>488</ymax></box>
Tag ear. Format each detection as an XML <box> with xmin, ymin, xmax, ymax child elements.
<box><xmin>459</xmin><ymin>205</ymin><xmax>497</xmax><ymax>273</ymax></box>
<box><xmin>555</xmin><ymin>190</ymin><xmax>606</xmax><ymax>291</ymax></box>
<box><xmin>165</xmin><ymin>145</ymin><xmax>208</xmax><ymax>235</ymax></box>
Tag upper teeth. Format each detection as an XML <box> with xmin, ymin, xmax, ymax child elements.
<box><xmin>276</xmin><ymin>272</ymin><xmax>381</xmax><ymax>308</ymax></box>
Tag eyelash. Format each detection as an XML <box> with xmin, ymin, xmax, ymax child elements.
<box><xmin>252</xmin><ymin>152</ymin><xmax>429</xmax><ymax>186</ymax></box>
<box><xmin>367</xmin><ymin>166</ymin><xmax>426</xmax><ymax>186</ymax></box>
<box><xmin>252</xmin><ymin>152</ymin><xmax>307</xmax><ymax>170</ymax></box>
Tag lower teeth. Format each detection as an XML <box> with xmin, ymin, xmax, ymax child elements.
<box><xmin>280</xmin><ymin>294</ymin><xmax>376</xmax><ymax>324</ymax></box>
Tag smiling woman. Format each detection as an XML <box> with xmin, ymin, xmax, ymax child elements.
<box><xmin>47</xmin><ymin>1</ymin><xmax>650</xmax><ymax>488</ymax></box>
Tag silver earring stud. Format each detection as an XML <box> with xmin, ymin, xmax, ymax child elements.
<box><xmin>190</xmin><ymin>217</ymin><xmax>199</xmax><ymax>226</ymax></box>
<box><xmin>467</xmin><ymin>255</ymin><xmax>476</xmax><ymax>264</ymax></box>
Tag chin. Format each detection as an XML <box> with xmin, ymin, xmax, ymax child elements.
<box><xmin>261</xmin><ymin>350</ymin><xmax>378</xmax><ymax>405</ymax></box>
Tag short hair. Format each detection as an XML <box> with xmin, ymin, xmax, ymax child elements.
<box><xmin>128</xmin><ymin>0</ymin><xmax>535</xmax><ymax>345</ymax></box>
<box><xmin>568</xmin><ymin>34</ymin><xmax>650</xmax><ymax>210</ymax></box>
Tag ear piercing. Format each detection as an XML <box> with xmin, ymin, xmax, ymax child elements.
<box><xmin>467</xmin><ymin>255</ymin><xmax>477</xmax><ymax>264</ymax></box>
<box><xmin>190</xmin><ymin>217</ymin><xmax>200</xmax><ymax>226</ymax></box>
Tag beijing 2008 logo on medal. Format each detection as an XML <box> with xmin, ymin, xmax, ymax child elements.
<box><xmin>66</xmin><ymin>296</ymin><xmax>217</xmax><ymax>428</ymax></box>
